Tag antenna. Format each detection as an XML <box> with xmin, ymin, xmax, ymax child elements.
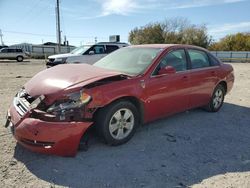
<box><xmin>0</xmin><ymin>29</ymin><xmax>4</xmax><ymax>46</ymax></box>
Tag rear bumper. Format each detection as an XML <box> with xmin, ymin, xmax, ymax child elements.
<box><xmin>8</xmin><ymin>104</ymin><xmax>93</xmax><ymax>157</ymax></box>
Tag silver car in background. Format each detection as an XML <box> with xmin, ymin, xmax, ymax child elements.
<box><xmin>46</xmin><ymin>42</ymin><xmax>129</xmax><ymax>68</ymax></box>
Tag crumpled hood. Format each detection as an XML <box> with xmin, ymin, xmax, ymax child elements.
<box><xmin>25</xmin><ymin>64</ymin><xmax>122</xmax><ymax>97</ymax></box>
<box><xmin>48</xmin><ymin>53</ymin><xmax>79</xmax><ymax>59</ymax></box>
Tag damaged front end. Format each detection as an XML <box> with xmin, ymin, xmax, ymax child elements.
<box><xmin>6</xmin><ymin>88</ymin><xmax>93</xmax><ymax>157</ymax></box>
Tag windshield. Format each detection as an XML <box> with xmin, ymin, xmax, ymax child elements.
<box><xmin>94</xmin><ymin>47</ymin><xmax>162</xmax><ymax>76</ymax></box>
<box><xmin>70</xmin><ymin>46</ymin><xmax>91</xmax><ymax>55</ymax></box>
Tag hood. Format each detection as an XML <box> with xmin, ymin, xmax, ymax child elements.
<box><xmin>48</xmin><ymin>53</ymin><xmax>79</xmax><ymax>59</ymax></box>
<box><xmin>25</xmin><ymin>64</ymin><xmax>122</xmax><ymax>97</ymax></box>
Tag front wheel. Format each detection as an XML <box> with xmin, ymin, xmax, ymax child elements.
<box><xmin>95</xmin><ymin>100</ymin><xmax>139</xmax><ymax>146</ymax></box>
<box><xmin>205</xmin><ymin>84</ymin><xmax>225</xmax><ymax>112</ymax></box>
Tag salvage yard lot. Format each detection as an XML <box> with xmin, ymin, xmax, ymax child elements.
<box><xmin>0</xmin><ymin>60</ymin><xmax>250</xmax><ymax>188</ymax></box>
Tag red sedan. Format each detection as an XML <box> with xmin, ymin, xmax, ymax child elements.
<box><xmin>5</xmin><ymin>44</ymin><xmax>234</xmax><ymax>156</ymax></box>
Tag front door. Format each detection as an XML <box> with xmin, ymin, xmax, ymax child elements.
<box><xmin>144</xmin><ymin>49</ymin><xmax>190</xmax><ymax>122</ymax></box>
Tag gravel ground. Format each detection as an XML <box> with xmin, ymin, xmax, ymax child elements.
<box><xmin>0</xmin><ymin>60</ymin><xmax>250</xmax><ymax>188</ymax></box>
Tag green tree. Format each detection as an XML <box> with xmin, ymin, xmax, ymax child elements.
<box><xmin>128</xmin><ymin>23</ymin><xmax>165</xmax><ymax>44</ymax></box>
<box><xmin>209</xmin><ymin>33</ymin><xmax>250</xmax><ymax>51</ymax></box>
<box><xmin>128</xmin><ymin>18</ymin><xmax>212</xmax><ymax>48</ymax></box>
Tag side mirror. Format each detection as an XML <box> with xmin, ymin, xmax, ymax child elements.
<box><xmin>89</xmin><ymin>51</ymin><xmax>95</xmax><ymax>55</ymax></box>
<box><xmin>158</xmin><ymin>66</ymin><xmax>176</xmax><ymax>75</ymax></box>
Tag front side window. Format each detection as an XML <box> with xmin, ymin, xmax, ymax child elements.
<box><xmin>8</xmin><ymin>49</ymin><xmax>14</xmax><ymax>53</ymax></box>
<box><xmin>0</xmin><ymin>49</ymin><xmax>8</xmax><ymax>53</ymax></box>
<box><xmin>188</xmin><ymin>49</ymin><xmax>210</xmax><ymax>69</ymax></box>
<box><xmin>92</xmin><ymin>45</ymin><xmax>105</xmax><ymax>54</ymax></box>
<box><xmin>153</xmin><ymin>49</ymin><xmax>187</xmax><ymax>75</ymax></box>
<box><xmin>71</xmin><ymin>46</ymin><xmax>90</xmax><ymax>55</ymax></box>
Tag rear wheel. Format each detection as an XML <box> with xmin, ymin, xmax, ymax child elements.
<box><xmin>205</xmin><ymin>84</ymin><xmax>225</xmax><ymax>112</ymax></box>
<box><xmin>16</xmin><ymin>56</ymin><xmax>24</xmax><ymax>62</ymax></box>
<box><xmin>95</xmin><ymin>100</ymin><xmax>139</xmax><ymax>145</ymax></box>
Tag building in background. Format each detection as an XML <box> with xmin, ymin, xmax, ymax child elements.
<box><xmin>9</xmin><ymin>42</ymin><xmax>75</xmax><ymax>58</ymax></box>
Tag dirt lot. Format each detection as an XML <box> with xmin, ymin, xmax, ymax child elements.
<box><xmin>0</xmin><ymin>60</ymin><xmax>250</xmax><ymax>188</ymax></box>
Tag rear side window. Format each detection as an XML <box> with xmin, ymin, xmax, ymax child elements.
<box><xmin>106</xmin><ymin>45</ymin><xmax>119</xmax><ymax>53</ymax></box>
<box><xmin>208</xmin><ymin>53</ymin><xmax>220</xmax><ymax>66</ymax></box>
<box><xmin>188</xmin><ymin>49</ymin><xmax>210</xmax><ymax>69</ymax></box>
<box><xmin>16</xmin><ymin>49</ymin><xmax>23</xmax><ymax>52</ymax></box>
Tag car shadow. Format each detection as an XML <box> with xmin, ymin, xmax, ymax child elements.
<box><xmin>13</xmin><ymin>102</ymin><xmax>250</xmax><ymax>187</ymax></box>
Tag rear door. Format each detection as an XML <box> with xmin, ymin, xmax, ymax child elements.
<box><xmin>186</xmin><ymin>48</ymin><xmax>220</xmax><ymax>109</ymax></box>
<box><xmin>144</xmin><ymin>48</ymin><xmax>191</xmax><ymax>122</ymax></box>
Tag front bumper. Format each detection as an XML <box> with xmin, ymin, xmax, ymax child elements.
<box><xmin>46</xmin><ymin>60</ymin><xmax>65</xmax><ymax>68</ymax></box>
<box><xmin>7</xmin><ymin>102</ymin><xmax>93</xmax><ymax>157</ymax></box>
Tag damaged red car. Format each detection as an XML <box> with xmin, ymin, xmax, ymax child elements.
<box><xmin>5</xmin><ymin>44</ymin><xmax>234</xmax><ymax>156</ymax></box>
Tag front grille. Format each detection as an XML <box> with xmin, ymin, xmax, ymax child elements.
<box><xmin>49</xmin><ymin>58</ymin><xmax>55</xmax><ymax>63</ymax></box>
<box><xmin>14</xmin><ymin>89</ymin><xmax>35</xmax><ymax>116</ymax></box>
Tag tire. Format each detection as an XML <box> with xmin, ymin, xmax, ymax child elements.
<box><xmin>16</xmin><ymin>56</ymin><xmax>24</xmax><ymax>62</ymax></box>
<box><xmin>95</xmin><ymin>100</ymin><xmax>139</xmax><ymax>146</ymax></box>
<box><xmin>205</xmin><ymin>84</ymin><xmax>225</xmax><ymax>112</ymax></box>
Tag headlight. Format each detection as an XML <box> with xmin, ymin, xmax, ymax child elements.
<box><xmin>47</xmin><ymin>90</ymin><xmax>91</xmax><ymax>114</ymax></box>
<box><xmin>54</xmin><ymin>58</ymin><xmax>67</xmax><ymax>63</ymax></box>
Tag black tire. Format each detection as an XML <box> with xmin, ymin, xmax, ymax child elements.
<box><xmin>16</xmin><ymin>56</ymin><xmax>24</xmax><ymax>62</ymax></box>
<box><xmin>205</xmin><ymin>84</ymin><xmax>225</xmax><ymax>112</ymax></box>
<box><xmin>95</xmin><ymin>100</ymin><xmax>139</xmax><ymax>146</ymax></box>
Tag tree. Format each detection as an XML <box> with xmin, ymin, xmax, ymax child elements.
<box><xmin>209</xmin><ymin>33</ymin><xmax>250</xmax><ymax>51</ymax></box>
<box><xmin>128</xmin><ymin>18</ymin><xmax>212</xmax><ymax>48</ymax></box>
<box><xmin>128</xmin><ymin>23</ymin><xmax>165</xmax><ymax>44</ymax></box>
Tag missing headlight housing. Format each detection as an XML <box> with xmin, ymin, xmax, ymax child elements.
<box><xmin>47</xmin><ymin>90</ymin><xmax>91</xmax><ymax>121</ymax></box>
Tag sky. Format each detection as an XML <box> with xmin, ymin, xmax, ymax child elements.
<box><xmin>0</xmin><ymin>0</ymin><xmax>250</xmax><ymax>46</ymax></box>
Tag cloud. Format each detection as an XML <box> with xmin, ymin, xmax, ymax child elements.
<box><xmin>99</xmin><ymin>0</ymin><xmax>140</xmax><ymax>16</ymax></box>
<box><xmin>169</xmin><ymin>0</ymin><xmax>246</xmax><ymax>9</ymax></box>
<box><xmin>208</xmin><ymin>22</ymin><xmax>250</xmax><ymax>39</ymax></box>
<box><xmin>67</xmin><ymin>0</ymin><xmax>247</xmax><ymax>20</ymax></box>
<box><xmin>97</xmin><ymin>0</ymin><xmax>247</xmax><ymax>16</ymax></box>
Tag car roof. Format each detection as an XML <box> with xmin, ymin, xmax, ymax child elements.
<box><xmin>97</xmin><ymin>42</ymin><xmax>129</xmax><ymax>47</ymax></box>
<box><xmin>128</xmin><ymin>44</ymin><xmax>208</xmax><ymax>51</ymax></box>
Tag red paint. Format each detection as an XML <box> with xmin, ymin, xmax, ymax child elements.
<box><xmin>8</xmin><ymin>44</ymin><xmax>234</xmax><ymax>156</ymax></box>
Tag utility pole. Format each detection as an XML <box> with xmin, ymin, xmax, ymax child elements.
<box><xmin>56</xmin><ymin>0</ymin><xmax>61</xmax><ymax>53</ymax></box>
<box><xmin>0</xmin><ymin>29</ymin><xmax>4</xmax><ymax>46</ymax></box>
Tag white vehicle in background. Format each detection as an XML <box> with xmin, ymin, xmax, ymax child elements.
<box><xmin>0</xmin><ymin>48</ymin><xmax>28</xmax><ymax>62</ymax></box>
<box><xmin>46</xmin><ymin>42</ymin><xmax>129</xmax><ymax>68</ymax></box>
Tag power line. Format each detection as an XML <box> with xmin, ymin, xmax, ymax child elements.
<box><xmin>2</xmin><ymin>30</ymin><xmax>107</xmax><ymax>39</ymax></box>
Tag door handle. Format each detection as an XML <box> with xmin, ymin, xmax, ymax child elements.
<box><xmin>182</xmin><ymin>75</ymin><xmax>188</xmax><ymax>81</ymax></box>
<box><xmin>211</xmin><ymin>71</ymin><xmax>216</xmax><ymax>76</ymax></box>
